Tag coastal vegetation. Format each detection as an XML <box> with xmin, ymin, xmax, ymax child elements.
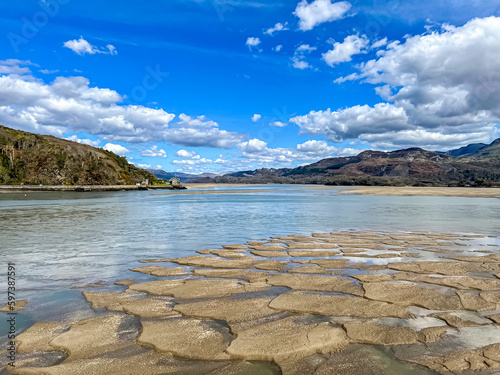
<box><xmin>0</xmin><ymin>125</ymin><xmax>156</xmax><ymax>186</ymax></box>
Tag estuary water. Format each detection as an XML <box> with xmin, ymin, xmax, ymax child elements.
<box><xmin>1</xmin><ymin>184</ymin><xmax>500</xmax><ymax>343</ymax></box>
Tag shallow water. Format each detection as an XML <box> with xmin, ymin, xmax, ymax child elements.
<box><xmin>1</xmin><ymin>185</ymin><xmax>500</xmax><ymax>372</ymax></box>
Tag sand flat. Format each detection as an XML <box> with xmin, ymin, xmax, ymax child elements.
<box><xmin>338</xmin><ymin>186</ymin><xmax>500</xmax><ymax>198</ymax></box>
<box><xmin>11</xmin><ymin>230</ymin><xmax>500</xmax><ymax>375</ymax></box>
<box><xmin>183</xmin><ymin>183</ymin><xmax>263</xmax><ymax>189</ymax></box>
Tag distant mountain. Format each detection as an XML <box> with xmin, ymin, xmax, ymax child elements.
<box><xmin>446</xmin><ymin>143</ymin><xmax>487</xmax><ymax>157</ymax></box>
<box><xmin>3</xmin><ymin>123</ymin><xmax>499</xmax><ymax>187</ymax></box>
<box><xmin>0</xmin><ymin>125</ymin><xmax>156</xmax><ymax>185</ymax></box>
<box><xmin>214</xmin><ymin>140</ymin><xmax>500</xmax><ymax>187</ymax></box>
<box><xmin>146</xmin><ymin>169</ymin><xmax>176</xmax><ymax>180</ymax></box>
<box><xmin>147</xmin><ymin>169</ymin><xmax>220</xmax><ymax>183</ymax></box>
<box><xmin>470</xmin><ymin>138</ymin><xmax>500</xmax><ymax>158</ymax></box>
<box><xmin>445</xmin><ymin>139</ymin><xmax>500</xmax><ymax>158</ymax></box>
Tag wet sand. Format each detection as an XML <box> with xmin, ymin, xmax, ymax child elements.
<box><xmin>181</xmin><ymin>184</ymin><xmax>500</xmax><ymax>198</ymax></box>
<box><xmin>183</xmin><ymin>183</ymin><xmax>262</xmax><ymax>190</ymax></box>
<box><xmin>153</xmin><ymin>190</ymin><xmax>269</xmax><ymax>196</ymax></box>
<box><xmin>339</xmin><ymin>186</ymin><xmax>500</xmax><ymax>198</ymax></box>
<box><xmin>7</xmin><ymin>231</ymin><xmax>500</xmax><ymax>375</ymax></box>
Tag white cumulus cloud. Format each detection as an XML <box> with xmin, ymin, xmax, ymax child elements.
<box><xmin>141</xmin><ymin>146</ymin><xmax>167</xmax><ymax>158</ymax></box>
<box><xmin>0</xmin><ymin>62</ymin><xmax>247</xmax><ymax>148</ymax></box>
<box><xmin>65</xmin><ymin>135</ymin><xmax>100</xmax><ymax>147</ymax></box>
<box><xmin>296</xmin><ymin>44</ymin><xmax>316</xmax><ymax>53</ymax></box>
<box><xmin>292</xmin><ymin>44</ymin><xmax>316</xmax><ymax>70</ymax></box>
<box><xmin>293</xmin><ymin>17</ymin><xmax>500</xmax><ymax>150</ymax></box>
<box><xmin>371</xmin><ymin>37</ymin><xmax>388</xmax><ymax>49</ymax></box>
<box><xmin>175</xmin><ymin>150</ymin><xmax>200</xmax><ymax>159</ymax></box>
<box><xmin>291</xmin><ymin>104</ymin><xmax>410</xmax><ymax>141</ymax></box>
<box><xmin>165</xmin><ymin>115</ymin><xmax>246</xmax><ymax>148</ymax></box>
<box><xmin>264</xmin><ymin>22</ymin><xmax>289</xmax><ymax>36</ymax></box>
<box><xmin>172</xmin><ymin>157</ymin><xmax>224</xmax><ymax>168</ymax></box>
<box><xmin>322</xmin><ymin>34</ymin><xmax>369</xmax><ymax>66</ymax></box>
<box><xmin>63</xmin><ymin>36</ymin><xmax>117</xmax><ymax>56</ymax></box>
<box><xmin>292</xmin><ymin>58</ymin><xmax>311</xmax><ymax>69</ymax></box>
<box><xmin>237</xmin><ymin>138</ymin><xmax>362</xmax><ymax>165</ymax></box>
<box><xmin>246</xmin><ymin>37</ymin><xmax>261</xmax><ymax>50</ymax></box>
<box><xmin>271</xmin><ymin>121</ymin><xmax>288</xmax><ymax>127</ymax></box>
<box><xmin>238</xmin><ymin>139</ymin><xmax>268</xmax><ymax>153</ymax></box>
<box><xmin>103</xmin><ymin>143</ymin><xmax>130</xmax><ymax>156</ymax></box>
<box><xmin>0</xmin><ymin>59</ymin><xmax>32</xmax><ymax>75</ymax></box>
<box><xmin>177</xmin><ymin>114</ymin><xmax>218</xmax><ymax>128</ymax></box>
<box><xmin>251</xmin><ymin>114</ymin><xmax>262</xmax><ymax>122</ymax></box>
<box><xmin>294</xmin><ymin>0</ymin><xmax>352</xmax><ymax>31</ymax></box>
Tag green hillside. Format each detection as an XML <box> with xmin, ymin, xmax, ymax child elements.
<box><xmin>0</xmin><ymin>125</ymin><xmax>156</xmax><ymax>185</ymax></box>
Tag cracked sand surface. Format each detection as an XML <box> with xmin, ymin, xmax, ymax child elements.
<box><xmin>138</xmin><ymin>318</ymin><xmax>232</xmax><ymax>360</ymax></box>
<box><xmin>83</xmin><ymin>291</ymin><xmax>179</xmax><ymax>318</ymax></box>
<box><xmin>129</xmin><ymin>266</ymin><xmax>188</xmax><ymax>276</ymax></box>
<box><xmin>8</xmin><ymin>231</ymin><xmax>500</xmax><ymax>375</ymax></box>
<box><xmin>128</xmin><ymin>278</ymin><xmax>267</xmax><ymax>299</ymax></box>
<box><xmin>266</xmin><ymin>274</ymin><xmax>364</xmax><ymax>296</ymax></box>
<box><xmin>226</xmin><ymin>315</ymin><xmax>350</xmax><ymax>361</ymax></box>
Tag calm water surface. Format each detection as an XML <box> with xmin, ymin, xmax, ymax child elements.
<box><xmin>1</xmin><ymin>185</ymin><xmax>500</xmax><ymax>347</ymax></box>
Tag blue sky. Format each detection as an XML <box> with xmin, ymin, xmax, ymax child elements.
<box><xmin>1</xmin><ymin>0</ymin><xmax>500</xmax><ymax>174</ymax></box>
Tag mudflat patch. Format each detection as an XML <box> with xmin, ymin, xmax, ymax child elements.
<box><xmin>226</xmin><ymin>315</ymin><xmax>350</xmax><ymax>361</ymax></box>
<box><xmin>11</xmin><ymin>230</ymin><xmax>500</xmax><ymax>375</ymax></box>
<box><xmin>138</xmin><ymin>318</ymin><xmax>232</xmax><ymax>360</ymax></box>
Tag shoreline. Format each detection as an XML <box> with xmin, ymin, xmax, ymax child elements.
<box><xmin>0</xmin><ymin>184</ymin><xmax>179</xmax><ymax>192</ymax></box>
<box><xmin>179</xmin><ymin>183</ymin><xmax>500</xmax><ymax>198</ymax></box>
<box><xmin>2</xmin><ymin>183</ymin><xmax>500</xmax><ymax>197</ymax></box>
<box><xmin>183</xmin><ymin>183</ymin><xmax>267</xmax><ymax>189</ymax></box>
<box><xmin>153</xmin><ymin>189</ymin><xmax>270</xmax><ymax>196</ymax></box>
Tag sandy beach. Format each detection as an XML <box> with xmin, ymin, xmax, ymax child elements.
<box><xmin>185</xmin><ymin>184</ymin><xmax>500</xmax><ymax>198</ymax></box>
<box><xmin>339</xmin><ymin>186</ymin><xmax>500</xmax><ymax>198</ymax></box>
<box><xmin>9</xmin><ymin>230</ymin><xmax>500</xmax><ymax>375</ymax></box>
<box><xmin>182</xmin><ymin>183</ymin><xmax>335</xmax><ymax>190</ymax></box>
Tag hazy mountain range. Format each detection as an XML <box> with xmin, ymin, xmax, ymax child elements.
<box><xmin>2</xmin><ymin>124</ymin><xmax>500</xmax><ymax>187</ymax></box>
<box><xmin>145</xmin><ymin>170</ymin><xmax>223</xmax><ymax>183</ymax></box>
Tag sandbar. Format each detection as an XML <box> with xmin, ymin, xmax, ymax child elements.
<box><xmin>338</xmin><ymin>186</ymin><xmax>500</xmax><ymax>198</ymax></box>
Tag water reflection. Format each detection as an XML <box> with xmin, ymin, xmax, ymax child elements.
<box><xmin>0</xmin><ymin>186</ymin><xmax>499</xmax><ymax>337</ymax></box>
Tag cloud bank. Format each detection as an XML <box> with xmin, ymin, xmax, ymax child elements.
<box><xmin>292</xmin><ymin>17</ymin><xmax>500</xmax><ymax>149</ymax></box>
<box><xmin>0</xmin><ymin>61</ymin><xmax>247</xmax><ymax>149</ymax></box>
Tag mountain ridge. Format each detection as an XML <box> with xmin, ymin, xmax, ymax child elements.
<box><xmin>212</xmin><ymin>140</ymin><xmax>500</xmax><ymax>187</ymax></box>
<box><xmin>2</xmin><ymin>124</ymin><xmax>499</xmax><ymax>187</ymax></box>
<box><xmin>445</xmin><ymin>143</ymin><xmax>487</xmax><ymax>157</ymax></box>
<box><xmin>146</xmin><ymin>169</ymin><xmax>221</xmax><ymax>183</ymax></box>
